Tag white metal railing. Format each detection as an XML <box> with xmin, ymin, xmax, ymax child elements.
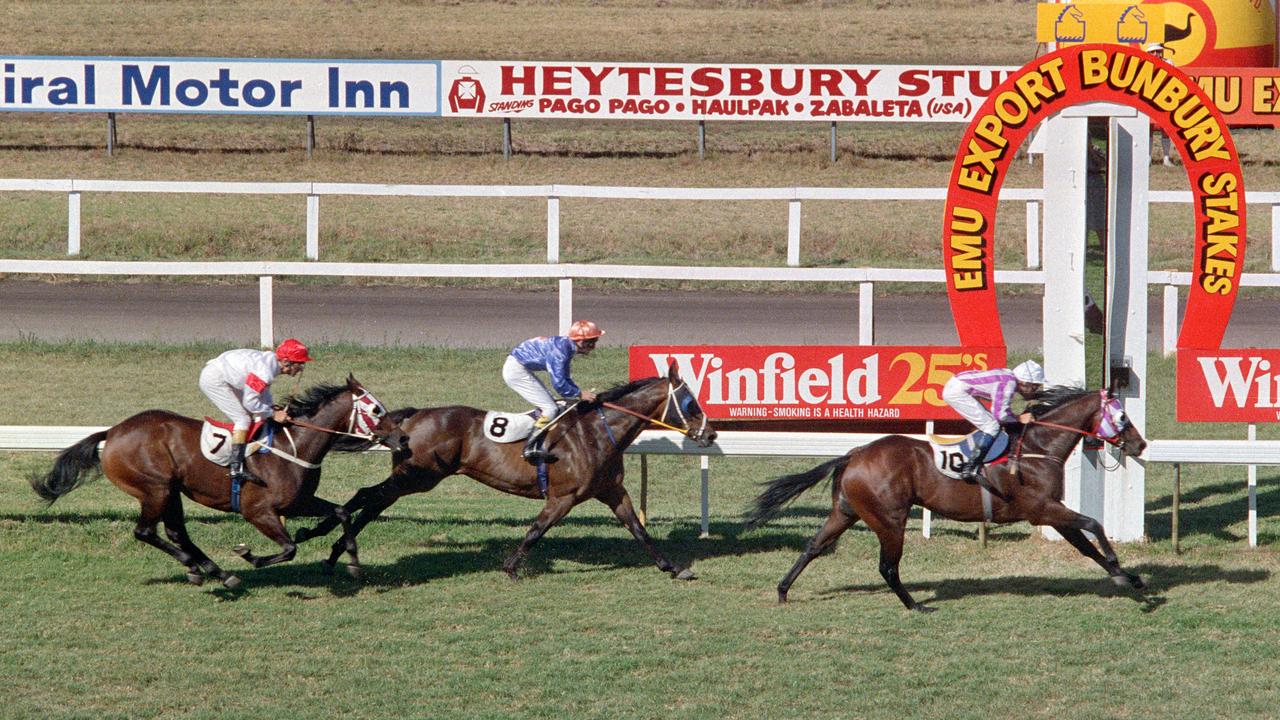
<box><xmin>5</xmin><ymin>426</ymin><xmax>1275</xmax><ymax>545</ymax></box>
<box><xmin>0</xmin><ymin>179</ymin><xmax>1046</xmax><ymax>267</ymax></box>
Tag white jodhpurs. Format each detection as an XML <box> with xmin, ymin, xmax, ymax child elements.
<box><xmin>502</xmin><ymin>355</ymin><xmax>558</xmax><ymax>419</ymax></box>
<box><xmin>942</xmin><ymin>376</ymin><xmax>1000</xmax><ymax>436</ymax></box>
<box><xmin>198</xmin><ymin>364</ymin><xmax>255</xmax><ymax>431</ymax></box>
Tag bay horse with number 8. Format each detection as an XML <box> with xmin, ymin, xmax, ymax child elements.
<box><xmin>30</xmin><ymin>375</ymin><xmax>409</xmax><ymax>589</ymax></box>
<box><xmin>297</xmin><ymin>362</ymin><xmax>717</xmax><ymax>580</ymax></box>
<box><xmin>747</xmin><ymin>387</ymin><xmax>1147</xmax><ymax>612</ymax></box>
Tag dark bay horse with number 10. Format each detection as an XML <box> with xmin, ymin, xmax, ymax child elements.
<box><xmin>298</xmin><ymin>362</ymin><xmax>717</xmax><ymax>580</ymax></box>
<box><xmin>30</xmin><ymin>375</ymin><xmax>409</xmax><ymax>589</ymax></box>
<box><xmin>747</xmin><ymin>387</ymin><xmax>1147</xmax><ymax>612</ymax></box>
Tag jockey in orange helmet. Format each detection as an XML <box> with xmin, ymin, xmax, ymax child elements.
<box><xmin>198</xmin><ymin>338</ymin><xmax>314</xmax><ymax>487</ymax></box>
<box><xmin>503</xmin><ymin>320</ymin><xmax>604</xmax><ymax>463</ymax></box>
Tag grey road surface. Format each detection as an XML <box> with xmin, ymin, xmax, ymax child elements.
<box><xmin>0</xmin><ymin>279</ymin><xmax>1270</xmax><ymax>351</ymax></box>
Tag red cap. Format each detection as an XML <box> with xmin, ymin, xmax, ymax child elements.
<box><xmin>275</xmin><ymin>338</ymin><xmax>314</xmax><ymax>363</ymax></box>
<box><xmin>568</xmin><ymin>320</ymin><xmax>605</xmax><ymax>341</ymax></box>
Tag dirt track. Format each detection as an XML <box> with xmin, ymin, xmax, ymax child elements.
<box><xmin>0</xmin><ymin>279</ymin><xmax>1267</xmax><ymax>351</ymax></box>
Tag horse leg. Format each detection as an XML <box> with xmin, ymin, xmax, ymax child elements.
<box><xmin>132</xmin><ymin>493</ymin><xmax>243</xmax><ymax>590</ymax></box>
<box><xmin>1030</xmin><ymin>502</ymin><xmax>1144</xmax><ymax>590</ymax></box>
<box><xmin>287</xmin><ymin>494</ymin><xmax>360</xmax><ymax>574</ymax></box>
<box><xmin>233</xmin><ymin>508</ymin><xmax>297</xmax><ymax>569</ymax></box>
<box><xmin>859</xmin><ymin>506</ymin><xmax>929</xmax><ymax>612</ymax></box>
<box><xmin>160</xmin><ymin>493</ymin><xmax>239</xmax><ymax>589</ymax></box>
<box><xmin>503</xmin><ymin>494</ymin><xmax>577</xmax><ymax>580</ymax></box>
<box><xmin>777</xmin><ymin>504</ymin><xmax>856</xmax><ymax>604</ymax></box>
<box><xmin>323</xmin><ymin>477</ymin><xmax>427</xmax><ymax>568</ymax></box>
<box><xmin>597</xmin><ymin>484</ymin><xmax>693</xmax><ymax>580</ymax></box>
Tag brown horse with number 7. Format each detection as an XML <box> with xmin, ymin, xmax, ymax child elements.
<box><xmin>30</xmin><ymin>375</ymin><xmax>410</xmax><ymax>589</ymax></box>
<box><xmin>747</xmin><ymin>387</ymin><xmax>1147</xmax><ymax>612</ymax></box>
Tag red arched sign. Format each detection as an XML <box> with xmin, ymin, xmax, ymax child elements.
<box><xmin>943</xmin><ymin>43</ymin><xmax>1245</xmax><ymax>352</ymax></box>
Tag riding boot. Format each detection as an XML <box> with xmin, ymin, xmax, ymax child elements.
<box><xmin>229</xmin><ymin>442</ymin><xmax>266</xmax><ymax>487</ymax></box>
<box><xmin>959</xmin><ymin>432</ymin><xmax>994</xmax><ymax>482</ymax></box>
<box><xmin>522</xmin><ymin>416</ymin><xmax>555</xmax><ymax>465</ymax></box>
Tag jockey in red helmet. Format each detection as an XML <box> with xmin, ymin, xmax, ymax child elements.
<box><xmin>503</xmin><ymin>320</ymin><xmax>604</xmax><ymax>464</ymax></box>
<box><xmin>198</xmin><ymin>338</ymin><xmax>314</xmax><ymax>487</ymax></box>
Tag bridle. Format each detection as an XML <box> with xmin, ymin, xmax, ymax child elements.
<box><xmin>600</xmin><ymin>379</ymin><xmax>710</xmax><ymax>440</ymax></box>
<box><xmin>285</xmin><ymin>389</ymin><xmax>392</xmax><ymax>445</ymax></box>
<box><xmin>1018</xmin><ymin>390</ymin><xmax>1134</xmax><ymax>460</ymax></box>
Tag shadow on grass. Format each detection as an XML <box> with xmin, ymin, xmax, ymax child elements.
<box><xmin>1147</xmin><ymin>475</ymin><xmax>1280</xmax><ymax>544</ymax></box>
<box><xmin>813</xmin><ymin>562</ymin><xmax>1269</xmax><ymax>612</ymax></box>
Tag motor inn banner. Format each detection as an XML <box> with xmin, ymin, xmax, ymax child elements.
<box><xmin>0</xmin><ymin>57</ymin><xmax>442</xmax><ymax>115</ymax></box>
<box><xmin>630</xmin><ymin>346</ymin><xmax>1005</xmax><ymax>421</ymax></box>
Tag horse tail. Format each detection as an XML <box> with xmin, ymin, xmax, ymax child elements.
<box><xmin>29</xmin><ymin>431</ymin><xmax>107</xmax><ymax>505</ymax></box>
<box><xmin>746</xmin><ymin>454</ymin><xmax>851</xmax><ymax>529</ymax></box>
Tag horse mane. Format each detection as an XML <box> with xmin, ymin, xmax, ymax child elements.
<box><xmin>284</xmin><ymin>383</ymin><xmax>348</xmax><ymax>419</ymax></box>
<box><xmin>1026</xmin><ymin>385</ymin><xmax>1094</xmax><ymax>419</ymax></box>
<box><xmin>590</xmin><ymin>377</ymin><xmax>662</xmax><ymax>406</ymax></box>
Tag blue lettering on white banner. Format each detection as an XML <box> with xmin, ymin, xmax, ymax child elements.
<box><xmin>1</xmin><ymin>57</ymin><xmax>441</xmax><ymax>116</ymax></box>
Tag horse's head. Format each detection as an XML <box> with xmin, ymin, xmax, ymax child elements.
<box><xmin>658</xmin><ymin>361</ymin><xmax>717</xmax><ymax>447</ymax></box>
<box><xmin>1097</xmin><ymin>390</ymin><xmax>1146</xmax><ymax>458</ymax></box>
<box><xmin>1028</xmin><ymin>387</ymin><xmax>1145</xmax><ymax>458</ymax></box>
<box><xmin>345</xmin><ymin>375</ymin><xmax>411</xmax><ymax>452</ymax></box>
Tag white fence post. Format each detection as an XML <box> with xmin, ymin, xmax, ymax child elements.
<box><xmin>558</xmin><ymin>277</ymin><xmax>572</xmax><ymax>335</ymax></box>
<box><xmin>306</xmin><ymin>194</ymin><xmax>319</xmax><ymax>260</ymax></box>
<box><xmin>1025</xmin><ymin>200</ymin><xmax>1040</xmax><ymax>268</ymax></box>
<box><xmin>1249</xmin><ymin>423</ymin><xmax>1258</xmax><ymax>548</ymax></box>
<box><xmin>1272</xmin><ymin>204</ymin><xmax>1280</xmax><ymax>272</ymax></box>
<box><xmin>700</xmin><ymin>455</ymin><xmax>710</xmax><ymax>539</ymax></box>
<box><xmin>858</xmin><ymin>282</ymin><xmax>874</xmax><ymax>345</ymax></box>
<box><xmin>1163</xmin><ymin>284</ymin><xmax>1178</xmax><ymax>357</ymax></box>
<box><xmin>67</xmin><ymin>191</ymin><xmax>81</xmax><ymax>256</ymax></box>
<box><xmin>547</xmin><ymin>195</ymin><xmax>560</xmax><ymax>264</ymax></box>
<box><xmin>922</xmin><ymin>421</ymin><xmax>933</xmax><ymax>538</ymax></box>
<box><xmin>787</xmin><ymin>199</ymin><xmax>801</xmax><ymax>267</ymax></box>
<box><xmin>258</xmin><ymin>276</ymin><xmax>274</xmax><ymax>347</ymax></box>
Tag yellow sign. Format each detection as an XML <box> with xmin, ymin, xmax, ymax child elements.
<box><xmin>1037</xmin><ymin>3</ymin><xmax>1166</xmax><ymax>46</ymax></box>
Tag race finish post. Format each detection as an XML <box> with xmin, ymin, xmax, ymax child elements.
<box><xmin>943</xmin><ymin>42</ymin><xmax>1248</xmax><ymax>541</ymax></box>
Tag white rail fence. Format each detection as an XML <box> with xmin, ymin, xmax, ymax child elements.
<box><xmin>4</xmin><ymin>179</ymin><xmax>1280</xmax><ymax>544</ymax></box>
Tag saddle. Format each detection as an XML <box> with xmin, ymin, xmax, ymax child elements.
<box><xmin>199</xmin><ymin>418</ymin><xmax>273</xmax><ymax>466</ymax></box>
<box><xmin>929</xmin><ymin>429</ymin><xmax>1012</xmax><ymax>480</ymax></box>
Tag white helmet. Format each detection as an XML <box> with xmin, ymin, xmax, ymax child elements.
<box><xmin>1013</xmin><ymin>359</ymin><xmax>1046</xmax><ymax>385</ymax></box>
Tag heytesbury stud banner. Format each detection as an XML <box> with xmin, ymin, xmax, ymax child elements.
<box><xmin>943</xmin><ymin>44</ymin><xmax>1245</xmax><ymax>352</ymax></box>
<box><xmin>440</xmin><ymin>60</ymin><xmax>1016</xmax><ymax>122</ymax></box>
<box><xmin>0</xmin><ymin>57</ymin><xmax>441</xmax><ymax>115</ymax></box>
<box><xmin>629</xmin><ymin>345</ymin><xmax>1006</xmax><ymax>421</ymax></box>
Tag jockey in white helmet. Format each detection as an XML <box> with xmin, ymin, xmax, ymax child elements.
<box><xmin>198</xmin><ymin>338</ymin><xmax>313</xmax><ymax>486</ymax></box>
<box><xmin>941</xmin><ymin>359</ymin><xmax>1046</xmax><ymax>484</ymax></box>
<box><xmin>503</xmin><ymin>320</ymin><xmax>604</xmax><ymax>463</ymax></box>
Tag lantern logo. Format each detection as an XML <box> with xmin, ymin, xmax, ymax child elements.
<box><xmin>448</xmin><ymin>66</ymin><xmax>486</xmax><ymax>113</ymax></box>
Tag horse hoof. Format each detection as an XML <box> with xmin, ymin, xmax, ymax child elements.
<box><xmin>233</xmin><ymin>543</ymin><xmax>251</xmax><ymax>559</ymax></box>
<box><xmin>674</xmin><ymin>568</ymin><xmax>696</xmax><ymax>581</ymax></box>
<box><xmin>345</xmin><ymin>564</ymin><xmax>363</xmax><ymax>580</ymax></box>
<box><xmin>186</xmin><ymin>571</ymin><xmax>205</xmax><ymax>586</ymax></box>
<box><xmin>222</xmin><ymin>574</ymin><xmax>242</xmax><ymax>590</ymax></box>
<box><xmin>777</xmin><ymin>591</ymin><xmax>788</xmax><ymax>604</ymax></box>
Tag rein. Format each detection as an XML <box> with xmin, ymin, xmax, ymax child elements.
<box><xmin>600</xmin><ymin>401</ymin><xmax>689</xmax><ymax>434</ymax></box>
<box><xmin>600</xmin><ymin>380</ymin><xmax>706</xmax><ymax>437</ymax></box>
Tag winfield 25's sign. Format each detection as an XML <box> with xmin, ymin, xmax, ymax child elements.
<box><xmin>630</xmin><ymin>346</ymin><xmax>1005</xmax><ymax>421</ymax></box>
<box><xmin>440</xmin><ymin>60</ymin><xmax>1017</xmax><ymax>122</ymax></box>
<box><xmin>0</xmin><ymin>57</ymin><xmax>441</xmax><ymax>115</ymax></box>
<box><xmin>1178</xmin><ymin>349</ymin><xmax>1280</xmax><ymax>422</ymax></box>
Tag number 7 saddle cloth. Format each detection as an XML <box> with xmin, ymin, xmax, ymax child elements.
<box><xmin>199</xmin><ymin>418</ymin><xmax>272</xmax><ymax>465</ymax></box>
